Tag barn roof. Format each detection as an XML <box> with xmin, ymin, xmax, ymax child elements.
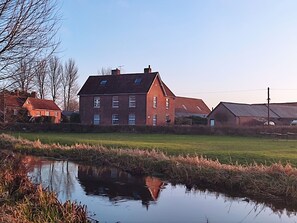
<box><xmin>213</xmin><ymin>102</ymin><xmax>297</xmax><ymax>119</ymax></box>
<box><xmin>175</xmin><ymin>96</ymin><xmax>211</xmax><ymax>117</ymax></box>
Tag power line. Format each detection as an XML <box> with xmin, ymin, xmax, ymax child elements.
<box><xmin>177</xmin><ymin>89</ymin><xmax>266</xmax><ymax>94</ymax></box>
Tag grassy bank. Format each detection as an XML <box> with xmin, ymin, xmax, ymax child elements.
<box><xmin>0</xmin><ymin>150</ymin><xmax>90</xmax><ymax>223</ymax></box>
<box><xmin>12</xmin><ymin>132</ymin><xmax>297</xmax><ymax>166</ymax></box>
<box><xmin>1</xmin><ymin>133</ymin><xmax>297</xmax><ymax>210</ymax></box>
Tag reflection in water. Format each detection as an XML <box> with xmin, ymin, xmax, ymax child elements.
<box><xmin>25</xmin><ymin>156</ymin><xmax>297</xmax><ymax>223</ymax></box>
<box><xmin>77</xmin><ymin>165</ymin><xmax>164</xmax><ymax>208</ymax></box>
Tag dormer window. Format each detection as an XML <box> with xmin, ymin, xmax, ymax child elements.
<box><xmin>100</xmin><ymin>80</ymin><xmax>107</xmax><ymax>86</ymax></box>
<box><xmin>134</xmin><ymin>78</ymin><xmax>142</xmax><ymax>85</ymax></box>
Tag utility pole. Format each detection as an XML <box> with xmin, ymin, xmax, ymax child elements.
<box><xmin>267</xmin><ymin>87</ymin><xmax>270</xmax><ymax>126</ymax></box>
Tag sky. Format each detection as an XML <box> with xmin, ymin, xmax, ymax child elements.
<box><xmin>59</xmin><ymin>0</ymin><xmax>297</xmax><ymax>109</ymax></box>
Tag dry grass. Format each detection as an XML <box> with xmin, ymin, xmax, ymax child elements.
<box><xmin>1</xmin><ymin>133</ymin><xmax>297</xmax><ymax>207</ymax></box>
<box><xmin>0</xmin><ymin>148</ymin><xmax>90</xmax><ymax>223</ymax></box>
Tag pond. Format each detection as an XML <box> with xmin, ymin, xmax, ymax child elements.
<box><xmin>24</xmin><ymin>156</ymin><xmax>297</xmax><ymax>223</ymax></box>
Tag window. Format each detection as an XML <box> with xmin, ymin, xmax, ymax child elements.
<box><xmin>134</xmin><ymin>78</ymin><xmax>142</xmax><ymax>85</ymax></box>
<box><xmin>153</xmin><ymin>115</ymin><xmax>157</xmax><ymax>126</ymax></box>
<box><xmin>153</xmin><ymin>96</ymin><xmax>157</xmax><ymax>108</ymax></box>
<box><xmin>36</xmin><ymin>111</ymin><xmax>41</xmax><ymax>116</ymax></box>
<box><xmin>210</xmin><ymin>119</ymin><xmax>215</xmax><ymax>127</ymax></box>
<box><xmin>94</xmin><ymin>97</ymin><xmax>100</xmax><ymax>108</ymax></box>
<box><xmin>166</xmin><ymin>98</ymin><xmax>169</xmax><ymax>110</ymax></box>
<box><xmin>100</xmin><ymin>80</ymin><xmax>107</xmax><ymax>86</ymax></box>
<box><xmin>128</xmin><ymin>113</ymin><xmax>136</xmax><ymax>125</ymax></box>
<box><xmin>45</xmin><ymin>111</ymin><xmax>49</xmax><ymax>116</ymax></box>
<box><xmin>94</xmin><ymin>114</ymin><xmax>100</xmax><ymax>125</ymax></box>
<box><xmin>112</xmin><ymin>114</ymin><xmax>119</xmax><ymax>125</ymax></box>
<box><xmin>112</xmin><ymin>96</ymin><xmax>119</xmax><ymax>108</ymax></box>
<box><xmin>54</xmin><ymin>112</ymin><xmax>58</xmax><ymax>117</ymax></box>
<box><xmin>129</xmin><ymin>95</ymin><xmax>136</xmax><ymax>108</ymax></box>
<box><xmin>166</xmin><ymin>115</ymin><xmax>171</xmax><ymax>123</ymax></box>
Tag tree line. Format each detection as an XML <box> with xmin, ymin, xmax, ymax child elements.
<box><xmin>0</xmin><ymin>0</ymin><xmax>79</xmax><ymax>111</ymax></box>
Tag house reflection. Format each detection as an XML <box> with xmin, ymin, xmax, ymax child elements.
<box><xmin>77</xmin><ymin>165</ymin><xmax>164</xmax><ymax>208</ymax></box>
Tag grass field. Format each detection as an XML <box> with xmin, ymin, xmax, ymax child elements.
<box><xmin>10</xmin><ymin>132</ymin><xmax>297</xmax><ymax>166</ymax></box>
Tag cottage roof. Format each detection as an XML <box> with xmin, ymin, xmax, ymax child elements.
<box><xmin>78</xmin><ymin>72</ymin><xmax>161</xmax><ymax>95</ymax></box>
<box><xmin>175</xmin><ymin>96</ymin><xmax>211</xmax><ymax>117</ymax></box>
<box><xmin>4</xmin><ymin>95</ymin><xmax>26</xmax><ymax>108</ymax></box>
<box><xmin>25</xmin><ymin>97</ymin><xmax>61</xmax><ymax>111</ymax></box>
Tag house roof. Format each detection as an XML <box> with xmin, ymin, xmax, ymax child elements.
<box><xmin>175</xmin><ymin>96</ymin><xmax>211</xmax><ymax>117</ymax></box>
<box><xmin>4</xmin><ymin>95</ymin><xmax>27</xmax><ymax>108</ymax></box>
<box><xmin>78</xmin><ymin>72</ymin><xmax>160</xmax><ymax>95</ymax></box>
<box><xmin>25</xmin><ymin>97</ymin><xmax>61</xmax><ymax>111</ymax></box>
<box><xmin>161</xmin><ymin>82</ymin><xmax>175</xmax><ymax>97</ymax></box>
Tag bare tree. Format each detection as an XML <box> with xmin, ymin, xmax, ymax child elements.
<box><xmin>10</xmin><ymin>59</ymin><xmax>35</xmax><ymax>92</ymax></box>
<box><xmin>48</xmin><ymin>56</ymin><xmax>62</xmax><ymax>102</ymax></box>
<box><xmin>97</xmin><ymin>67</ymin><xmax>112</xmax><ymax>75</ymax></box>
<box><xmin>62</xmin><ymin>59</ymin><xmax>78</xmax><ymax>111</ymax></box>
<box><xmin>34</xmin><ymin>59</ymin><xmax>47</xmax><ymax>99</ymax></box>
<box><xmin>0</xmin><ymin>0</ymin><xmax>59</xmax><ymax>81</ymax></box>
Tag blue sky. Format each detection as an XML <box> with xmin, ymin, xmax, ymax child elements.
<box><xmin>59</xmin><ymin>0</ymin><xmax>297</xmax><ymax>108</ymax></box>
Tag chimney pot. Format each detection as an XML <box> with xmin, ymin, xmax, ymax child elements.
<box><xmin>144</xmin><ymin>65</ymin><xmax>152</xmax><ymax>73</ymax></box>
<box><xmin>112</xmin><ymin>68</ymin><xmax>121</xmax><ymax>75</ymax></box>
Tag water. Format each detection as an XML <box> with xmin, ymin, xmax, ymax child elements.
<box><xmin>25</xmin><ymin>156</ymin><xmax>297</xmax><ymax>223</ymax></box>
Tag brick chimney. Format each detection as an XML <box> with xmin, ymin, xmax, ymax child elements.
<box><xmin>111</xmin><ymin>68</ymin><xmax>121</xmax><ymax>75</ymax></box>
<box><xmin>30</xmin><ymin>91</ymin><xmax>37</xmax><ymax>98</ymax></box>
<box><xmin>144</xmin><ymin>65</ymin><xmax>152</xmax><ymax>73</ymax></box>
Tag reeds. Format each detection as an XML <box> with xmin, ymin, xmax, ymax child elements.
<box><xmin>0</xmin><ymin>149</ymin><xmax>90</xmax><ymax>223</ymax></box>
<box><xmin>1</xmin><ymin>133</ymin><xmax>297</xmax><ymax>207</ymax></box>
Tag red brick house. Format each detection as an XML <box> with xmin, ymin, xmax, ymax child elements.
<box><xmin>78</xmin><ymin>66</ymin><xmax>176</xmax><ymax>126</ymax></box>
<box><xmin>0</xmin><ymin>91</ymin><xmax>61</xmax><ymax>123</ymax></box>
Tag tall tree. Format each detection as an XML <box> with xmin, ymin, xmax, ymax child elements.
<box><xmin>97</xmin><ymin>67</ymin><xmax>112</xmax><ymax>75</ymax></box>
<box><xmin>0</xmin><ymin>0</ymin><xmax>59</xmax><ymax>81</ymax></box>
<box><xmin>62</xmin><ymin>59</ymin><xmax>78</xmax><ymax>111</ymax></box>
<box><xmin>48</xmin><ymin>56</ymin><xmax>62</xmax><ymax>102</ymax></box>
<box><xmin>34</xmin><ymin>59</ymin><xmax>48</xmax><ymax>99</ymax></box>
<box><xmin>10</xmin><ymin>59</ymin><xmax>35</xmax><ymax>92</ymax></box>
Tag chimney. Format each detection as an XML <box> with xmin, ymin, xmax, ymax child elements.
<box><xmin>144</xmin><ymin>65</ymin><xmax>152</xmax><ymax>73</ymax></box>
<box><xmin>30</xmin><ymin>91</ymin><xmax>37</xmax><ymax>98</ymax></box>
<box><xmin>14</xmin><ymin>89</ymin><xmax>19</xmax><ymax>96</ymax></box>
<box><xmin>111</xmin><ymin>68</ymin><xmax>121</xmax><ymax>75</ymax></box>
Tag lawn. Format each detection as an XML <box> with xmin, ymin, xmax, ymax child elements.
<box><xmin>11</xmin><ymin>132</ymin><xmax>297</xmax><ymax>166</ymax></box>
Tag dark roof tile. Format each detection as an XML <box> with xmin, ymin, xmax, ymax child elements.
<box><xmin>78</xmin><ymin>72</ymin><xmax>159</xmax><ymax>95</ymax></box>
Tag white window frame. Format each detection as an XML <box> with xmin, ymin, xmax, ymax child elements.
<box><xmin>128</xmin><ymin>113</ymin><xmax>136</xmax><ymax>125</ymax></box>
<box><xmin>166</xmin><ymin>98</ymin><xmax>169</xmax><ymax>110</ymax></box>
<box><xmin>129</xmin><ymin>95</ymin><xmax>136</xmax><ymax>108</ymax></box>
<box><xmin>94</xmin><ymin>114</ymin><xmax>100</xmax><ymax>125</ymax></box>
<box><xmin>45</xmin><ymin>111</ymin><xmax>49</xmax><ymax>116</ymax></box>
<box><xmin>112</xmin><ymin>114</ymin><xmax>119</xmax><ymax>125</ymax></box>
<box><xmin>153</xmin><ymin>114</ymin><xmax>157</xmax><ymax>126</ymax></box>
<box><xmin>112</xmin><ymin>96</ymin><xmax>119</xmax><ymax>108</ymax></box>
<box><xmin>153</xmin><ymin>96</ymin><xmax>157</xmax><ymax>108</ymax></box>
<box><xmin>94</xmin><ymin>96</ymin><xmax>100</xmax><ymax>108</ymax></box>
